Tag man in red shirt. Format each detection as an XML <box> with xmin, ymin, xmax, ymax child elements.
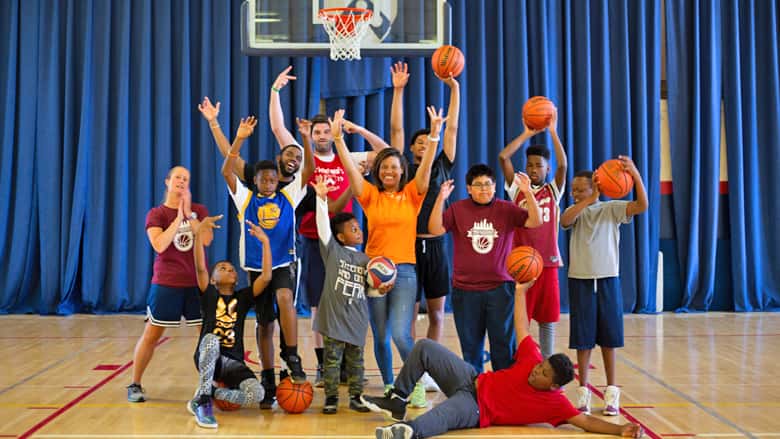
<box><xmin>361</xmin><ymin>282</ymin><xmax>643</xmax><ymax>439</ymax></box>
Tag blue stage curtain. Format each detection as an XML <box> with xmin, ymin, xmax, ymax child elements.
<box><xmin>721</xmin><ymin>0</ymin><xmax>780</xmax><ymax>311</ymax></box>
<box><xmin>666</xmin><ymin>0</ymin><xmax>780</xmax><ymax>311</ymax></box>
<box><xmin>0</xmin><ymin>0</ymin><xmax>660</xmax><ymax>314</ymax></box>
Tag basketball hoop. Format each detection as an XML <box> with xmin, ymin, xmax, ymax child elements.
<box><xmin>318</xmin><ymin>7</ymin><xmax>373</xmax><ymax>61</ymax></box>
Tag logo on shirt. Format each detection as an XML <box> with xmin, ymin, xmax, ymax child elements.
<box><xmin>257</xmin><ymin>203</ymin><xmax>281</xmax><ymax>229</ymax></box>
<box><xmin>173</xmin><ymin>220</ymin><xmax>194</xmax><ymax>252</ymax></box>
<box><xmin>214</xmin><ymin>296</ymin><xmax>238</xmax><ymax>348</ymax></box>
<box><xmin>467</xmin><ymin>219</ymin><xmax>499</xmax><ymax>254</ymax></box>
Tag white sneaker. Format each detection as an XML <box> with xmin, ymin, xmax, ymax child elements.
<box><xmin>575</xmin><ymin>386</ymin><xmax>591</xmax><ymax>415</ymax></box>
<box><xmin>420</xmin><ymin>372</ymin><xmax>440</xmax><ymax>393</ymax></box>
<box><xmin>603</xmin><ymin>385</ymin><xmax>620</xmax><ymax>416</ymax></box>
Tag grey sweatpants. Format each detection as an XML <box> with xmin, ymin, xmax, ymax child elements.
<box><xmin>395</xmin><ymin>339</ymin><xmax>481</xmax><ymax>438</ymax></box>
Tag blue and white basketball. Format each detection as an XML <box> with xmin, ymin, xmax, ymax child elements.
<box><xmin>365</xmin><ymin>256</ymin><xmax>397</xmax><ymax>297</ymax></box>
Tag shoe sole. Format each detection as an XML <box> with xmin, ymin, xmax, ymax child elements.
<box><xmin>407</xmin><ymin>401</ymin><xmax>428</xmax><ymax>409</ymax></box>
<box><xmin>194</xmin><ymin>419</ymin><xmax>218</xmax><ymax>429</ymax></box>
<box><xmin>186</xmin><ymin>401</ymin><xmax>196</xmax><ymax>416</ymax></box>
<box><xmin>359</xmin><ymin>395</ymin><xmax>404</xmax><ymax>422</ymax></box>
<box><xmin>603</xmin><ymin>409</ymin><xmax>619</xmax><ymax>416</ymax></box>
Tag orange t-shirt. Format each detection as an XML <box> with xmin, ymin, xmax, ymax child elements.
<box><xmin>356</xmin><ymin>181</ymin><xmax>426</xmax><ymax>264</ymax></box>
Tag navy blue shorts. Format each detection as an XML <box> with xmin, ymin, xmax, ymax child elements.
<box><xmin>568</xmin><ymin>277</ymin><xmax>624</xmax><ymax>349</ymax></box>
<box><xmin>300</xmin><ymin>236</ymin><xmax>326</xmax><ymax>307</ymax></box>
<box><xmin>252</xmin><ymin>266</ymin><xmax>294</xmax><ymax>325</ymax></box>
<box><xmin>146</xmin><ymin>284</ymin><xmax>202</xmax><ymax>327</ymax></box>
<box><xmin>415</xmin><ymin>236</ymin><xmax>452</xmax><ymax>302</ymax></box>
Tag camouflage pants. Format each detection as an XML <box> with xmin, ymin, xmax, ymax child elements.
<box><xmin>323</xmin><ymin>335</ymin><xmax>364</xmax><ymax>398</ymax></box>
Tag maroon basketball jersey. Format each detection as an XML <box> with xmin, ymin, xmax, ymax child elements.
<box><xmin>508</xmin><ymin>181</ymin><xmax>563</xmax><ymax>267</ymax></box>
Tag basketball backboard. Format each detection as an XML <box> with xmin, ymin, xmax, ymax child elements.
<box><xmin>241</xmin><ymin>0</ymin><xmax>451</xmax><ymax>57</ymax></box>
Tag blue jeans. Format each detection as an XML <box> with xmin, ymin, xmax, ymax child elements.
<box><xmin>452</xmin><ymin>282</ymin><xmax>516</xmax><ymax>373</ymax></box>
<box><xmin>367</xmin><ymin>263</ymin><xmax>417</xmax><ymax>385</ymax></box>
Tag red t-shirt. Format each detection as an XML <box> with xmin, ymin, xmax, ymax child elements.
<box><xmin>298</xmin><ymin>154</ymin><xmax>354</xmax><ymax>239</ymax></box>
<box><xmin>145</xmin><ymin>203</ymin><xmax>209</xmax><ymax>287</ymax></box>
<box><xmin>476</xmin><ymin>335</ymin><xmax>579</xmax><ymax>428</ymax></box>
<box><xmin>508</xmin><ymin>181</ymin><xmax>563</xmax><ymax>267</ymax></box>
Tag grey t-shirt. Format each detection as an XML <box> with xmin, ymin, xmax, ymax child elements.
<box><xmin>564</xmin><ymin>200</ymin><xmax>631</xmax><ymax>279</ymax></box>
<box><xmin>312</xmin><ymin>198</ymin><xmax>370</xmax><ymax>346</ymax></box>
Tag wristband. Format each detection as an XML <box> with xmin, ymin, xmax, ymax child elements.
<box><xmin>333</xmin><ymin>135</ymin><xmax>344</xmax><ymax>141</ymax></box>
<box><xmin>271</xmin><ymin>86</ymin><xmax>280</xmax><ymax>93</ymax></box>
<box><xmin>228</xmin><ymin>152</ymin><xmax>239</xmax><ymax>158</ymax></box>
<box><xmin>427</xmin><ymin>135</ymin><xmax>440</xmax><ymax>142</ymax></box>
<box><xmin>209</xmin><ymin>122</ymin><xmax>220</xmax><ymax>129</ymax></box>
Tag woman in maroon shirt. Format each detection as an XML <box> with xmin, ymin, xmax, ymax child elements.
<box><xmin>127</xmin><ymin>166</ymin><xmax>212</xmax><ymax>403</ymax></box>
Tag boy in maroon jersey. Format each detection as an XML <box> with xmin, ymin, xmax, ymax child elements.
<box><xmin>361</xmin><ymin>282</ymin><xmax>644</xmax><ymax>439</ymax></box>
<box><xmin>498</xmin><ymin>109</ymin><xmax>567</xmax><ymax>359</ymax></box>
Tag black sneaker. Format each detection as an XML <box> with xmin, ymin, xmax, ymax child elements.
<box><xmin>260</xmin><ymin>376</ymin><xmax>276</xmax><ymax>410</ymax></box>
<box><xmin>361</xmin><ymin>392</ymin><xmax>407</xmax><ymax>422</ymax></box>
<box><xmin>349</xmin><ymin>394</ymin><xmax>370</xmax><ymax>413</ymax></box>
<box><xmin>285</xmin><ymin>354</ymin><xmax>307</xmax><ymax>383</ymax></box>
<box><xmin>322</xmin><ymin>396</ymin><xmax>338</xmax><ymax>414</ymax></box>
<box><xmin>279</xmin><ymin>369</ymin><xmax>290</xmax><ymax>382</ymax></box>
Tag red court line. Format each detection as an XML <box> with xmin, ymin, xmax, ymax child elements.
<box><xmin>18</xmin><ymin>336</ymin><xmax>171</xmax><ymax>439</ymax></box>
<box><xmin>585</xmin><ymin>382</ymin><xmax>663</xmax><ymax>439</ymax></box>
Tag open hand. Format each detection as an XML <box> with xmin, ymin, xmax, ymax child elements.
<box><xmin>438</xmin><ymin>179</ymin><xmax>455</xmax><ymax>201</ymax></box>
<box><xmin>311</xmin><ymin>175</ymin><xmax>336</xmax><ymax>200</ymax></box>
<box><xmin>296</xmin><ymin>117</ymin><xmax>312</xmax><ymax>139</ymax></box>
<box><xmin>391</xmin><ymin>61</ymin><xmax>409</xmax><ymax>88</ymax></box>
<box><xmin>620</xmin><ymin>423</ymin><xmax>643</xmax><ymax>438</ymax></box>
<box><xmin>329</xmin><ymin>109</ymin><xmax>345</xmax><ymax>139</ymax></box>
<box><xmin>197</xmin><ymin>214</ymin><xmax>223</xmax><ymax>235</ymax></box>
<box><xmin>514</xmin><ymin>172</ymin><xmax>531</xmax><ymax>194</ymax></box>
<box><xmin>198</xmin><ymin>96</ymin><xmax>220</xmax><ymax>122</ymax></box>
<box><xmin>426</xmin><ymin>105</ymin><xmax>448</xmax><ymax>138</ymax></box>
<box><xmin>236</xmin><ymin>116</ymin><xmax>257</xmax><ymax>139</ymax></box>
<box><xmin>342</xmin><ymin>119</ymin><xmax>360</xmax><ymax>134</ymax></box>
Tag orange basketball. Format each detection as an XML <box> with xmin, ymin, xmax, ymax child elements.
<box><xmin>522</xmin><ymin>96</ymin><xmax>556</xmax><ymax>130</ymax></box>
<box><xmin>596</xmin><ymin>159</ymin><xmax>634</xmax><ymax>198</ymax></box>
<box><xmin>276</xmin><ymin>377</ymin><xmax>313</xmax><ymax>414</ymax></box>
<box><xmin>213</xmin><ymin>381</ymin><xmax>241</xmax><ymax>411</ymax></box>
<box><xmin>431</xmin><ymin>45</ymin><xmax>465</xmax><ymax>78</ymax></box>
<box><xmin>506</xmin><ymin>246</ymin><xmax>543</xmax><ymax>284</ymax></box>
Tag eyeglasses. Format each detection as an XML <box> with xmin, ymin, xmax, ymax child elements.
<box><xmin>469</xmin><ymin>182</ymin><xmax>495</xmax><ymax>189</ymax></box>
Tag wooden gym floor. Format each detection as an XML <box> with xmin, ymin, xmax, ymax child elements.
<box><xmin>0</xmin><ymin>312</ymin><xmax>778</xmax><ymax>438</ymax></box>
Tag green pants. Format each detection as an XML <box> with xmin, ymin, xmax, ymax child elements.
<box><xmin>323</xmin><ymin>335</ymin><xmax>364</xmax><ymax>398</ymax></box>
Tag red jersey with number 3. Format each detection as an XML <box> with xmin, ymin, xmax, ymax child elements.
<box><xmin>298</xmin><ymin>154</ymin><xmax>354</xmax><ymax>239</ymax></box>
<box><xmin>507</xmin><ymin>180</ymin><xmax>563</xmax><ymax>267</ymax></box>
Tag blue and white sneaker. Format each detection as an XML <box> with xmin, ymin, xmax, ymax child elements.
<box><xmin>190</xmin><ymin>397</ymin><xmax>218</xmax><ymax>429</ymax></box>
<box><xmin>126</xmin><ymin>383</ymin><xmax>145</xmax><ymax>403</ymax></box>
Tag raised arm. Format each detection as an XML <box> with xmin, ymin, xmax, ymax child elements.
<box><xmin>296</xmin><ymin>117</ymin><xmax>315</xmax><ymax>186</ymax></box>
<box><xmin>440</xmin><ymin>75</ymin><xmax>460</xmax><ymax>162</ymax></box>
<box><xmin>390</xmin><ymin>61</ymin><xmax>409</xmax><ymax>152</ymax></box>
<box><xmin>181</xmin><ymin>190</ymin><xmax>210</xmax><ymax>246</ymax></box>
<box><xmin>427</xmin><ymin>179</ymin><xmax>454</xmax><ymax>236</ymax></box>
<box><xmin>548</xmin><ymin>108</ymin><xmax>568</xmax><ymax>190</ymax></box>
<box><xmin>498</xmin><ymin>123</ymin><xmax>541</xmax><ymax>187</ymax></box>
<box><xmin>567</xmin><ymin>414</ymin><xmax>644</xmax><ymax>438</ymax></box>
<box><xmin>330</xmin><ymin>109</ymin><xmax>366</xmax><ymax>197</ymax></box>
<box><xmin>414</xmin><ymin>106</ymin><xmax>447</xmax><ymax>194</ymax></box>
<box><xmin>222</xmin><ymin>116</ymin><xmax>257</xmax><ymax>194</ymax></box>
<box><xmin>621</xmin><ymin>156</ymin><xmax>649</xmax><ymax>217</ymax></box>
<box><xmin>199</xmin><ymin>97</ymin><xmax>246</xmax><ymax>179</ymax></box>
<box><xmin>328</xmin><ymin>186</ymin><xmax>353</xmax><ymax>214</ymax></box>
<box><xmin>513</xmin><ymin>282</ymin><xmax>533</xmax><ymax>341</ymax></box>
<box><xmin>245</xmin><ymin>220</ymin><xmax>273</xmax><ymax>296</ymax></box>
<box><xmin>193</xmin><ymin>214</ymin><xmax>223</xmax><ymax>292</ymax></box>
<box><xmin>514</xmin><ymin>172</ymin><xmax>542</xmax><ymax>228</ymax></box>
<box><xmin>343</xmin><ymin>120</ymin><xmax>391</xmax><ymax>152</ymax></box>
<box><xmin>312</xmin><ymin>176</ymin><xmax>337</xmax><ymax>246</ymax></box>
<box><xmin>269</xmin><ymin>66</ymin><xmax>298</xmax><ymax>148</ymax></box>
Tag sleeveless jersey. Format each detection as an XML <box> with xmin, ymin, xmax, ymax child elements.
<box><xmin>507</xmin><ymin>180</ymin><xmax>564</xmax><ymax>267</ymax></box>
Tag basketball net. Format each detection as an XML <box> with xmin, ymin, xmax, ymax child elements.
<box><xmin>318</xmin><ymin>8</ymin><xmax>373</xmax><ymax>61</ymax></box>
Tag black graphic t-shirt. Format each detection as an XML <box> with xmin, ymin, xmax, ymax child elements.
<box><xmin>409</xmin><ymin>152</ymin><xmax>454</xmax><ymax>234</ymax></box>
<box><xmin>197</xmin><ymin>286</ymin><xmax>254</xmax><ymax>361</ymax></box>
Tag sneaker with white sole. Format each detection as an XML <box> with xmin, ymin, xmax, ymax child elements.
<box><xmin>408</xmin><ymin>382</ymin><xmax>427</xmax><ymax>408</ymax></box>
<box><xmin>603</xmin><ymin>385</ymin><xmax>620</xmax><ymax>416</ymax></box>
<box><xmin>420</xmin><ymin>372</ymin><xmax>440</xmax><ymax>392</ymax></box>
<box><xmin>191</xmin><ymin>396</ymin><xmax>218</xmax><ymax>428</ymax></box>
<box><xmin>575</xmin><ymin>386</ymin><xmax>591</xmax><ymax>415</ymax></box>
<box><xmin>126</xmin><ymin>383</ymin><xmax>146</xmax><ymax>402</ymax></box>
<box><xmin>375</xmin><ymin>423</ymin><xmax>414</xmax><ymax>439</ymax></box>
<box><xmin>361</xmin><ymin>392</ymin><xmax>407</xmax><ymax>422</ymax></box>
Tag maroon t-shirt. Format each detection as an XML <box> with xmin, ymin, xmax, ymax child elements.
<box><xmin>477</xmin><ymin>335</ymin><xmax>580</xmax><ymax>428</ymax></box>
<box><xmin>443</xmin><ymin>198</ymin><xmax>528</xmax><ymax>291</ymax></box>
<box><xmin>145</xmin><ymin>203</ymin><xmax>209</xmax><ymax>287</ymax></box>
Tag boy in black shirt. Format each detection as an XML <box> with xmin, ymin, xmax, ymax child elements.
<box><xmin>187</xmin><ymin>214</ymin><xmax>272</xmax><ymax>428</ymax></box>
